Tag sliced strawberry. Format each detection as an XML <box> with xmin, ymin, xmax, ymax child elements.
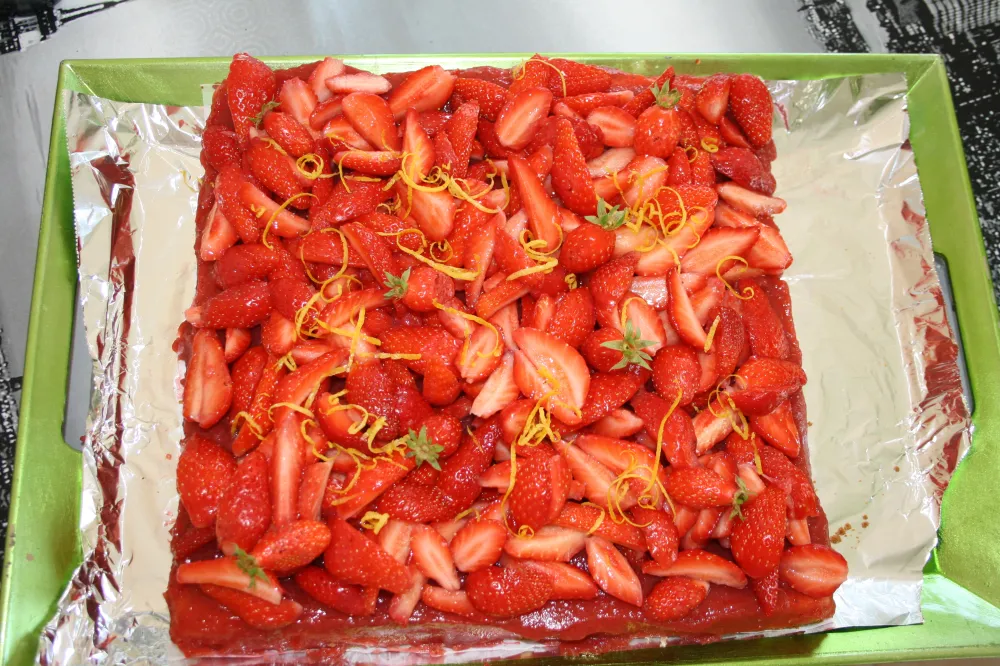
<box><xmin>279</xmin><ymin>76</ymin><xmax>319</xmax><ymax>130</ymax></box>
<box><xmin>551</xmin><ymin>117</ymin><xmax>599</xmax><ymax>216</ymax></box>
<box><xmin>387</xmin><ymin>65</ymin><xmax>456</xmax><ymax>119</ymax></box>
<box><xmin>324</xmin><ymin>517</ymin><xmax>412</xmax><ymax>593</ymax></box>
<box><xmin>237</xmin><ymin>181</ymin><xmax>310</xmax><ymax>237</ymax></box>
<box><xmin>450</xmin><ymin>520</ymin><xmax>506</xmax><ymax>572</ymax></box>
<box><xmin>340</xmin><ymin>92</ymin><xmax>400</xmax><ymax>151</ymax></box>
<box><xmin>176</xmin><ymin>556</ymin><xmax>282</xmax><ymax>605</ymax></box>
<box><xmin>695</xmin><ymin>74</ymin><xmax>732</xmax><ymax>124</ymax></box>
<box><xmin>187</xmin><ymin>281</ymin><xmax>273</xmax><ymax>329</ymax></box>
<box><xmin>508</xmin><ymin>155</ymin><xmax>561</xmax><ymax>252</ymax></box>
<box><xmin>411</xmin><ymin>525</ymin><xmax>461</xmax><ymax>591</ymax></box>
<box><xmin>216</xmin><ymin>243</ymin><xmax>280</xmax><ymax>288</ymax></box>
<box><xmin>630</xmin><ymin>391</ymin><xmax>699</xmax><ymax>468</ymax></box>
<box><xmin>717</xmin><ymin>182</ymin><xmax>786</xmax><ymax>217</ymax></box>
<box><xmin>563</xmin><ymin>90</ymin><xmax>633</xmax><ymax>116</ymax></box>
<box><xmin>651</xmin><ymin>345</ymin><xmax>701</xmax><ymax>406</ymax></box>
<box><xmin>216</xmin><ymin>451</ymin><xmax>271</xmax><ymax>555</ymax></box>
<box><xmin>727</xmin><ymin>356</ymin><xmax>806</xmax><ymax>415</ymax></box>
<box><xmin>751</xmin><ymin>568</ymin><xmax>780</xmax><ymax>616</ymax></box>
<box><xmin>665</xmin><ymin>466</ymin><xmax>737</xmax><ymax>509</ymax></box>
<box><xmin>546</xmin><ymin>289</ymin><xmax>596</xmax><ymax>349</ymax></box>
<box><xmin>232</xmin><ymin>360</ymin><xmax>283</xmax><ymax>457</ymax></box>
<box><xmin>250</xmin><ymin>519</ymin><xmax>331</xmax><ymax>574</ymax></box>
<box><xmin>545</xmin><ymin>58</ymin><xmax>612</xmax><ymax>97</ymax></box>
<box><xmin>503</xmin><ymin>525</ymin><xmax>587</xmax><ymax>562</ymax></box>
<box><xmin>297</xmin><ymin>461</ymin><xmax>334</xmax><ymax>522</ymax></box>
<box><xmin>730</xmin><ymin>485</ymin><xmax>787</xmax><ymax>579</ymax></box>
<box><xmin>553</xmin><ymin>439</ymin><xmax>628</xmax><ymax>510</ymax></box>
<box><xmin>747</xmin><ymin>225</ymin><xmax>792</xmax><ymax>275</ymax></box>
<box><xmin>586</xmin><ymin>106</ymin><xmax>636</xmax><ymax>148</ymax></box>
<box><xmin>224</xmin><ymin>327</ymin><xmax>252</xmax><ymax>365</ymax></box>
<box><xmin>512</xmin><ymin>328</ymin><xmax>590</xmax><ymax>425</ymax></box>
<box><xmin>470</xmin><ymin>352</ymin><xmax>519</xmax><ymax>419</ymax></box>
<box><xmin>666</xmin><ymin>268</ymin><xmax>707</xmax><ymax>349</ymax></box>
<box><xmin>680</xmin><ymin>227</ymin><xmax>761</xmax><ymax>276</ymax></box>
<box><xmin>494</xmin><ymin>87</ymin><xmax>553</xmax><ymax>150</ymax></box>
<box><xmin>779</xmin><ymin>544</ymin><xmax>849</xmax><ymax>598</ymax></box>
<box><xmin>728</xmin><ymin>74</ymin><xmax>773</xmax><ymax>148</ymax></box>
<box><xmin>453</xmin><ymin>77</ymin><xmax>509</xmax><ymax>122</ymax></box>
<box><xmin>326</xmin><ymin>72</ymin><xmax>391</xmax><ymax>95</ymax></box>
<box><xmin>199</xmin><ymin>202</ymin><xmax>238</xmax><ymax>262</ymax></box>
<box><xmin>644</xmin><ymin>548</ymin><xmax>747</xmax><ymax>588</ymax></box>
<box><xmin>177</xmin><ymin>435</ymin><xmax>236</xmax><ymax>530</ymax></box>
<box><xmin>322</xmin><ymin>115</ymin><xmax>373</xmax><ymax>151</ymax></box>
<box><xmin>711</xmin><ymin>147</ymin><xmax>775</xmax><ymax>195</ymax></box>
<box><xmin>554</xmin><ymin>502</ymin><xmax>645</xmax><ymax>551</ymax></box>
<box><xmin>579</xmin><ymin>367</ymin><xmax>647</xmax><ymax>427</ymax></box>
<box><xmin>787</xmin><ymin>518</ymin><xmax>812</xmax><ymax>546</ymax></box>
<box><xmin>622</xmin><ymin>155</ymin><xmax>668</xmax><ymax>209</ymax></box>
<box><xmin>465</xmin><ymin>564</ymin><xmax>553</xmax><ymax>617</ymax></box>
<box><xmin>269</xmin><ymin>413</ymin><xmax>305</xmax><ymax>526</ymax></box>
<box><xmin>200</xmin><ymin>584</ymin><xmax>303</xmax><ymax>629</ymax></box>
<box><xmin>589</xmin><ymin>251</ymin><xmax>639</xmax><ymax>310</ymax></box>
<box><xmin>245</xmin><ymin>140</ymin><xmax>309</xmax><ymax>203</ymax></box>
<box><xmin>332</xmin><ymin>150</ymin><xmax>401</xmax><ymax>176</ymax></box>
<box><xmin>511</xmin><ymin>559</ymin><xmax>600</xmax><ymax>600</ymax></box>
<box><xmin>227</xmin><ymin>54</ymin><xmax>277</xmax><ymax>143</ymax></box>
<box><xmin>509</xmin><ymin>453</ymin><xmax>571</xmax><ymax>532</ymax></box>
<box><xmin>309</xmin><ymin>179</ymin><xmax>391</xmax><ymax>230</ymax></box>
<box><xmin>379</xmin><ymin>325</ymin><xmax>461</xmax><ymax>375</ymax></box>
<box><xmin>643</xmin><ymin>576</ymin><xmax>709</xmax><ymax>621</ymax></box>
<box><xmin>586</xmin><ymin>535</ymin><xmax>643</xmax><ymax>606</ymax></box>
<box><xmin>183</xmin><ymin>329</ymin><xmax>233</xmax><ymax>429</ymax></box>
<box><xmin>436</xmin><ymin>419</ymin><xmax>501</xmax><ymax>511</ymax></box>
<box><xmin>295</xmin><ymin>566</ymin><xmax>379</xmax><ymax>616</ymax></box>
<box><xmin>420</xmin><ymin>585</ymin><xmax>481</xmax><ymax>618</ymax></box>
<box><xmin>749</xmin><ymin>400</ymin><xmax>801</xmax><ymax>458</ymax></box>
<box><xmin>592</xmin><ymin>407</ymin><xmax>645</xmax><ymax>439</ymax></box>
<box><xmin>443</xmin><ymin>101</ymin><xmax>479</xmax><ymax>178</ymax></box>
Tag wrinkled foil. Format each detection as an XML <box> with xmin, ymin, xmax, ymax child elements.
<box><xmin>38</xmin><ymin>72</ymin><xmax>970</xmax><ymax>664</ymax></box>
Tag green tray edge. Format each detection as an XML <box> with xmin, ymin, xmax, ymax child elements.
<box><xmin>3</xmin><ymin>53</ymin><xmax>999</xmax><ymax>666</ymax></box>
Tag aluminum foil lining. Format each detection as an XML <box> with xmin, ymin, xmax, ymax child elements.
<box><xmin>37</xmin><ymin>71</ymin><xmax>971</xmax><ymax>664</ymax></box>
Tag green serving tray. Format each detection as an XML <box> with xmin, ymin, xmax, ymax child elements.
<box><xmin>3</xmin><ymin>54</ymin><xmax>1000</xmax><ymax>666</ymax></box>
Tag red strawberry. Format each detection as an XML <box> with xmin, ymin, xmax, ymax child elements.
<box><xmin>332</xmin><ymin>149</ymin><xmax>402</xmax><ymax>176</ymax></box>
<box><xmin>227</xmin><ymin>54</ymin><xmax>277</xmax><ymax>143</ymax></box>
<box><xmin>752</xmin><ymin>568</ymin><xmax>780</xmax><ymax>615</ymax></box>
<box><xmin>305</xmin><ymin>57</ymin><xmax>345</xmax><ymax>101</ymax></box>
<box><xmin>643</xmin><ymin>576</ymin><xmax>709</xmax><ymax>622</ymax></box>
<box><xmin>546</xmin><ymin>58</ymin><xmax>612</xmax><ymax>97</ymax></box>
<box><xmin>345</xmin><ymin>359</ymin><xmax>398</xmax><ymax>439</ymax></box>
<box><xmin>420</xmin><ymin>412</ymin><xmax>463</xmax><ymax>459</ymax></box>
<box><xmin>749</xmin><ymin>400</ymin><xmax>801</xmax><ymax>458</ymax></box>
<box><xmin>588</xmin><ymin>251</ymin><xmax>639</xmax><ymax>310</ymax></box>
<box><xmin>651</xmin><ymin>345</ymin><xmax>701</xmax><ymax>406</ymax></box>
<box><xmin>586</xmin><ymin>106</ymin><xmax>636</xmax><ymax>147</ymax></box>
<box><xmin>716</xmin><ymin>182</ymin><xmax>786</xmax><ymax>217</ymax></box>
<box><xmin>554</xmin><ymin>502</ymin><xmax>645</xmax><ymax>551</ymax></box>
<box><xmin>340</xmin><ymin>221</ymin><xmax>399</xmax><ymax>287</ymax></box>
<box><xmin>725</xmin><ymin>436</ymin><xmax>818</xmax><ymax>519</ymax></box>
<box><xmin>326</xmin><ymin>72</ymin><xmax>391</xmax><ymax>95</ymax></box>
<box><xmin>183</xmin><ymin>329</ymin><xmax>233</xmax><ymax>429</ymax></box>
<box><xmin>509</xmin><ymin>453</ymin><xmax>571</xmax><ymax>532</ymax></box>
<box><xmin>298</xmin><ymin>461</ymin><xmax>334</xmax><ymax>522</ymax></box>
<box><xmin>453</xmin><ymin>77</ymin><xmax>509</xmax><ymax>122</ymax></box>
<box><xmin>666</xmin><ymin>146</ymin><xmax>692</xmax><ymax>186</ymax></box>
<box><xmin>695</xmin><ymin>74</ymin><xmax>732</xmax><ymax>124</ymax></box>
<box><xmin>202</xmin><ymin>126</ymin><xmax>241</xmax><ymax>171</ymax></box>
<box><xmin>250</xmin><ymin>519</ymin><xmax>331</xmax><ymax>574</ymax></box>
<box><xmin>493</xmin><ymin>87</ymin><xmax>553</xmax><ymax>151</ymax></box>
<box><xmin>747</xmin><ymin>225</ymin><xmax>792</xmax><ymax>275</ymax></box>
<box><xmin>216</xmin><ymin>243</ymin><xmax>279</xmax><ymax>288</ymax></box>
<box><xmin>421</xmin><ymin>586</ymin><xmax>482</xmax><ymax>618</ymax></box>
<box><xmin>665</xmin><ymin>467</ymin><xmax>737</xmax><ymax>509</ymax></box>
<box><xmin>512</xmin><ymin>328</ymin><xmax>590</xmax><ymax>426</ymax></box>
<box><xmin>295</xmin><ymin>566</ymin><xmax>379</xmax><ymax>616</ymax></box>
<box><xmin>465</xmin><ymin>565</ymin><xmax>553</xmax><ymax>617</ymax></box>
<box><xmin>451</xmin><ymin>520</ymin><xmax>507</xmax><ymax>572</ymax></box>
<box><xmin>177</xmin><ymin>435</ymin><xmax>236</xmax><ymax>529</ymax></box>
<box><xmin>443</xmin><ymin>101</ymin><xmax>479</xmax><ymax>178</ymax></box>
<box><xmin>199</xmin><ymin>202</ymin><xmax>238</xmax><ymax>262</ymax></box>
<box><xmin>562</xmin><ymin>90</ymin><xmax>634</xmax><ymax>116</ymax></box>
<box><xmin>560</xmin><ymin>224</ymin><xmax>617</xmax><ymax>276</ymax></box>
<box><xmin>436</xmin><ymin>419</ymin><xmax>501</xmax><ymax>511</ymax></box>
<box><xmin>309</xmin><ymin>179</ymin><xmax>391</xmax><ymax>230</ymax></box>
<box><xmin>512</xmin><ymin>559</ymin><xmax>600</xmax><ymax>600</ymax></box>
<box><xmin>200</xmin><ymin>584</ymin><xmax>303</xmax><ymax>629</ymax></box>
<box><xmin>376</xmin><ymin>479</ymin><xmax>454</xmax><ymax>522</ymax></box>
<box><xmin>708</xmin><ymin>305</ymin><xmax>746</xmax><ymax>379</ymax></box>
<box><xmin>551</xmin><ymin>118</ymin><xmax>599</xmax><ymax>215</ymax></box>
<box><xmin>327</xmin><ymin>453</ymin><xmax>415</xmax><ymax>520</ymax></box>
<box><xmin>245</xmin><ymin>140</ymin><xmax>309</xmax><ymax>203</ymax></box>
<box><xmin>622</xmin><ymin>66</ymin><xmax>675</xmax><ymax>117</ymax></box>
<box><xmin>411</xmin><ymin>525</ymin><xmax>461</xmax><ymax>590</ymax></box>
<box><xmin>664</xmin><ymin>269</ymin><xmax>706</xmax><ymax>348</ymax></box>
<box><xmin>422</xmin><ymin>360</ymin><xmax>461</xmax><ymax>406</ymax></box>
<box><xmin>509</xmin><ymin>55</ymin><xmax>551</xmax><ymax>95</ymax></box>
<box><xmin>172</xmin><ymin>521</ymin><xmax>217</xmax><ymax>560</ymax></box>
<box><xmin>581</xmin><ymin>327</ymin><xmax>629</xmax><ymax>373</ymax></box>
<box><xmin>546</xmin><ymin>289</ymin><xmax>596</xmax><ymax>349</ymax></box>
<box><xmin>380</xmin><ymin>326</ymin><xmax>461</xmax><ymax>375</ymax></box>
<box><xmin>503</xmin><ymin>524</ymin><xmax>587</xmax><ymax>561</ymax></box>
<box><xmin>689</xmin><ymin>149</ymin><xmax>715</xmax><ymax>186</ymax></box>
<box><xmin>779</xmin><ymin>544</ymin><xmax>849</xmax><ymax>598</ymax></box>
<box><xmin>186</xmin><ymin>281</ymin><xmax>273</xmax><ymax>329</ymax></box>
<box><xmin>324</xmin><ymin>518</ymin><xmax>412</xmax><ymax>593</ymax></box>
<box><xmin>644</xmin><ymin>548</ymin><xmax>748</xmax><ymax>588</ymax></box>
<box><xmin>719</xmin><ymin>113</ymin><xmax>752</xmax><ymax>149</ymax></box>
<box><xmin>738</xmin><ymin>278</ymin><xmax>791</xmax><ymax>360</ymax></box>
<box><xmin>681</xmin><ymin>227</ymin><xmax>761</xmax><ymax>277</ymax></box>
<box><xmin>508</xmin><ymin>155</ymin><xmax>561</xmax><ymax>252</ymax></box>
<box><xmin>232</xmin><ymin>359</ymin><xmax>282</xmax><ymax>456</ymax></box>
<box><xmin>711</xmin><ymin>147</ymin><xmax>776</xmax><ymax>195</ymax></box>
<box><xmin>630</xmin><ymin>391</ymin><xmax>698</xmax><ymax>468</ymax></box>
<box><xmin>216</xmin><ymin>451</ymin><xmax>271</xmax><ymax>555</ymax></box>
<box><xmin>635</xmin><ymin>105</ymin><xmax>681</xmax><ymax>158</ymax></box>
<box><xmin>176</xmin><ymin>555</ymin><xmax>282</xmax><ymax>605</ymax></box>
<box><xmin>630</xmin><ymin>506</ymin><xmax>679</xmax><ymax>567</ymax></box>
<box><xmin>269</xmin><ymin>277</ymin><xmax>315</xmax><ymax>322</ymax></box>
<box><xmin>586</xmin><ymin>535</ymin><xmax>643</xmax><ymax>606</ymax></box>
<box><xmin>579</xmin><ymin>367</ymin><xmax>646</xmax><ymax>426</ymax></box>
<box><xmin>728</xmin><ymin>74</ymin><xmax>773</xmax><ymax>148</ymax></box>
<box><xmin>207</xmin><ymin>79</ymin><xmax>234</xmax><ymax>129</ymax></box>
<box><xmin>730</xmin><ymin>485</ymin><xmax>787</xmax><ymax>579</ymax></box>
<box><xmin>341</xmin><ymin>92</ymin><xmax>400</xmax><ymax>151</ymax></box>
<box><xmin>727</xmin><ymin>356</ymin><xmax>806</xmax><ymax>415</ymax></box>
<box><xmin>387</xmin><ymin>65</ymin><xmax>456</xmax><ymax>119</ymax></box>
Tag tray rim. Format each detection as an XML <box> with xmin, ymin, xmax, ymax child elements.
<box><xmin>3</xmin><ymin>52</ymin><xmax>999</xmax><ymax>666</ymax></box>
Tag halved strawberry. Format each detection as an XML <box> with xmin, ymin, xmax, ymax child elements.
<box><xmin>680</xmin><ymin>227</ymin><xmax>761</xmax><ymax>276</ymax></box>
<box><xmin>436</xmin><ymin>419</ymin><xmax>501</xmax><ymax>511</ymax></box>
<box><xmin>554</xmin><ymin>502</ymin><xmax>645</xmax><ymax>551</ymax></box>
<box><xmin>411</xmin><ymin>525</ymin><xmax>461</xmax><ymax>591</ymax></box>
<box><xmin>199</xmin><ymin>202</ymin><xmax>238</xmax><ymax>262</ymax></box>
<box><xmin>332</xmin><ymin>150</ymin><xmax>402</xmax><ymax>176</ymax></box>
<box><xmin>717</xmin><ymin>182</ymin><xmax>786</xmax><ymax>217</ymax></box>
<box><xmin>237</xmin><ymin>181</ymin><xmax>310</xmax><ymax>237</ymax></box>
<box><xmin>551</xmin><ymin>117</ymin><xmax>599</xmax><ymax>216</ymax></box>
<box><xmin>270</xmin><ymin>413</ymin><xmax>305</xmax><ymax>526</ymax></box>
<box><xmin>379</xmin><ymin>325</ymin><xmax>461</xmax><ymax>375</ymax></box>
<box><xmin>711</xmin><ymin>147</ymin><xmax>776</xmax><ymax>195</ymax></box>
<box><xmin>545</xmin><ymin>58</ymin><xmax>612</xmax><ymax>97</ymax></box>
<box><xmin>643</xmin><ymin>576</ymin><xmax>709</xmax><ymax>621</ymax></box>
<box><xmin>176</xmin><ymin>553</ymin><xmax>283</xmax><ymax>605</ymax></box>
<box><xmin>666</xmin><ymin>268</ymin><xmax>707</xmax><ymax>348</ymax></box>
<box><xmin>250</xmin><ymin>519</ymin><xmax>331</xmax><ymax>574</ymax></box>
<box><xmin>779</xmin><ymin>544</ymin><xmax>848</xmax><ymax>598</ymax></box>
<box><xmin>665</xmin><ymin>466</ymin><xmax>737</xmax><ymax>509</ymax></box>
<box><xmin>630</xmin><ymin>391</ymin><xmax>699</xmax><ymax>468</ymax></box>
<box><xmin>216</xmin><ymin>451</ymin><xmax>271</xmax><ymax>555</ymax></box>
<box><xmin>324</xmin><ymin>518</ymin><xmax>412</xmax><ymax>593</ymax></box>
<box><xmin>622</xmin><ymin>155</ymin><xmax>668</xmax><ymax>209</ymax></box>
<box><xmin>728</xmin><ymin>74</ymin><xmax>773</xmax><ymax>148</ymax></box>
<box><xmin>421</xmin><ymin>585</ymin><xmax>482</xmax><ymax>618</ymax></box>
<box><xmin>589</xmin><ymin>251</ymin><xmax>639</xmax><ymax>310</ymax></box>
<box><xmin>630</xmin><ymin>506</ymin><xmax>679</xmax><ymax>566</ymax></box>
<box><xmin>470</xmin><ymin>352</ymin><xmax>519</xmax><ymax>418</ymax></box>
<box><xmin>747</xmin><ymin>225</ymin><xmax>792</xmax><ymax>274</ymax></box>
<box><xmin>730</xmin><ymin>485</ymin><xmax>787</xmax><ymax>579</ymax></box>
<box><xmin>508</xmin><ymin>155</ymin><xmax>561</xmax><ymax>251</ymax></box>
<box><xmin>510</xmin><ymin>559</ymin><xmax>600</xmax><ymax>600</ymax></box>
<box><xmin>340</xmin><ymin>92</ymin><xmax>399</xmax><ymax>151</ymax></box>
<box><xmin>453</xmin><ymin>77</ymin><xmax>509</xmax><ymax>121</ymax></box>
<box><xmin>297</xmin><ymin>461</ymin><xmax>334</xmax><ymax>522</ymax></box>
<box><xmin>177</xmin><ymin>435</ymin><xmax>236</xmax><ymax>529</ymax></box>
<box><xmin>295</xmin><ymin>566</ymin><xmax>379</xmax><ymax>616</ymax></box>
<box><xmin>503</xmin><ymin>525</ymin><xmax>587</xmax><ymax>562</ymax></box>
<box><xmin>450</xmin><ymin>520</ymin><xmax>506</xmax><ymax>572</ymax></box>
<box><xmin>387</xmin><ymin>65</ymin><xmax>456</xmax><ymax>119</ymax></box>
<box><xmin>644</xmin><ymin>548</ymin><xmax>747</xmax><ymax>588</ymax></box>
<box><xmin>749</xmin><ymin>400</ymin><xmax>801</xmax><ymax>458</ymax></box>
<box><xmin>183</xmin><ymin>329</ymin><xmax>233</xmax><ymax>429</ymax></box>
<box><xmin>586</xmin><ymin>535</ymin><xmax>643</xmax><ymax>606</ymax></box>
<box><xmin>553</xmin><ymin>439</ymin><xmax>629</xmax><ymax>510</ymax></box>
<box><xmin>228</xmin><ymin>54</ymin><xmax>277</xmax><ymax>143</ymax></box>
<box><xmin>309</xmin><ymin>179</ymin><xmax>391</xmax><ymax>230</ymax></box>
<box><xmin>587</xmin><ymin>106</ymin><xmax>636</xmax><ymax>148</ymax></box>
<box><xmin>200</xmin><ymin>584</ymin><xmax>303</xmax><ymax>629</ymax></box>
<box><xmin>509</xmin><ymin>453</ymin><xmax>571</xmax><ymax>532</ymax></box>
<box><xmin>224</xmin><ymin>327</ymin><xmax>252</xmax><ymax>365</ymax></box>
<box><xmin>512</xmin><ymin>328</ymin><xmax>590</xmax><ymax>426</ymax></box>
<box><xmin>187</xmin><ymin>281</ymin><xmax>273</xmax><ymax>329</ymax></box>
<box><xmin>695</xmin><ymin>74</ymin><xmax>732</xmax><ymax>124</ymax></box>
<box><xmin>727</xmin><ymin>356</ymin><xmax>806</xmax><ymax>415</ymax></box>
<box><xmin>592</xmin><ymin>407</ymin><xmax>645</xmax><ymax>439</ymax></box>
<box><xmin>465</xmin><ymin>564</ymin><xmax>553</xmax><ymax>617</ymax></box>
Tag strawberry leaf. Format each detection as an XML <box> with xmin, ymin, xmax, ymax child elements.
<box><xmin>384</xmin><ymin>267</ymin><xmax>411</xmax><ymax>300</ymax></box>
<box><xmin>650</xmin><ymin>84</ymin><xmax>682</xmax><ymax>109</ymax></box>
<box><xmin>233</xmin><ymin>546</ymin><xmax>268</xmax><ymax>590</ymax></box>
<box><xmin>731</xmin><ymin>477</ymin><xmax>750</xmax><ymax>520</ymax></box>
<box><xmin>251</xmin><ymin>99</ymin><xmax>280</xmax><ymax>128</ymax></box>
<box><xmin>584</xmin><ymin>197</ymin><xmax>629</xmax><ymax>231</ymax></box>
<box><xmin>404</xmin><ymin>426</ymin><xmax>444</xmax><ymax>471</ymax></box>
<box><xmin>601</xmin><ymin>319</ymin><xmax>655</xmax><ymax>370</ymax></box>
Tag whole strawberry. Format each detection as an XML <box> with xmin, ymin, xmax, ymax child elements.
<box><xmin>634</xmin><ymin>85</ymin><xmax>682</xmax><ymax>158</ymax></box>
<box><xmin>730</xmin><ymin>485</ymin><xmax>787</xmax><ymax>579</ymax></box>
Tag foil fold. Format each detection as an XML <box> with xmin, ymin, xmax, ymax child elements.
<box><xmin>38</xmin><ymin>71</ymin><xmax>970</xmax><ymax>664</ymax></box>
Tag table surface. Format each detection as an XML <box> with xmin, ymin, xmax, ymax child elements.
<box><xmin>0</xmin><ymin>1</ymin><xmax>997</xmax><ymax>664</ymax></box>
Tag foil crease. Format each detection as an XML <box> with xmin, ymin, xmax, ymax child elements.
<box><xmin>38</xmin><ymin>72</ymin><xmax>970</xmax><ymax>664</ymax></box>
